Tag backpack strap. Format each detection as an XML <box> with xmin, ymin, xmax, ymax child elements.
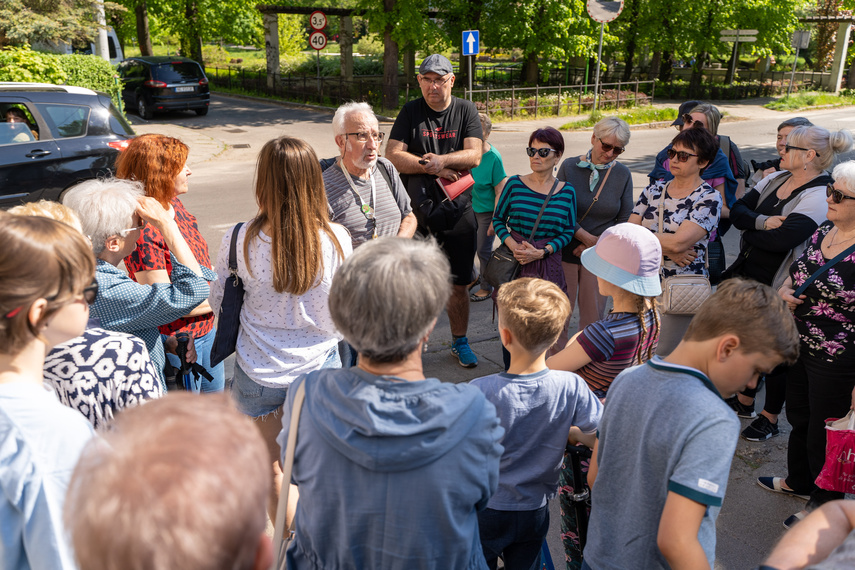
<box><xmin>375</xmin><ymin>158</ymin><xmax>394</xmax><ymax>189</ymax></box>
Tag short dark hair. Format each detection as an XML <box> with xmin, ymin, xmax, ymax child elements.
<box><xmin>671</xmin><ymin>127</ymin><xmax>718</xmax><ymax>167</ymax></box>
<box><xmin>529</xmin><ymin>127</ymin><xmax>564</xmax><ymax>155</ymax></box>
<box><xmin>778</xmin><ymin>117</ymin><xmax>812</xmax><ymax>131</ymax></box>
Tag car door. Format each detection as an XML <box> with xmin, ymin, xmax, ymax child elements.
<box><xmin>0</xmin><ymin>98</ymin><xmax>63</xmax><ymax>207</ymax></box>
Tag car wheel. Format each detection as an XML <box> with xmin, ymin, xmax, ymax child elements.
<box><xmin>137</xmin><ymin>97</ymin><xmax>153</xmax><ymax>120</ymax></box>
<box><xmin>195</xmin><ymin>107</ymin><xmax>208</xmax><ymax>116</ymax></box>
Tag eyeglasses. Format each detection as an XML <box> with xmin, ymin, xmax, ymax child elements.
<box><xmin>597</xmin><ymin>137</ymin><xmax>625</xmax><ymax>155</ymax></box>
<box><xmin>82</xmin><ymin>279</ymin><xmax>99</xmax><ymax>305</ymax></box>
<box><xmin>526</xmin><ymin>147</ymin><xmax>558</xmax><ymax>158</ymax></box>
<box><xmin>826</xmin><ymin>183</ymin><xmax>855</xmax><ymax>204</ymax></box>
<box><xmin>419</xmin><ymin>75</ymin><xmax>452</xmax><ymax>88</ymax></box>
<box><xmin>119</xmin><ymin>219</ymin><xmax>147</xmax><ymax>237</ymax></box>
<box><xmin>666</xmin><ymin>148</ymin><xmax>698</xmax><ymax>162</ymax></box>
<box><xmin>346</xmin><ymin>131</ymin><xmax>385</xmax><ymax>143</ymax></box>
<box><xmin>784</xmin><ymin>144</ymin><xmax>818</xmax><ymax>156</ymax></box>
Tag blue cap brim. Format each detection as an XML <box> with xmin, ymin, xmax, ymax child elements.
<box><xmin>580</xmin><ymin>247</ymin><xmax>662</xmax><ymax>297</ymax></box>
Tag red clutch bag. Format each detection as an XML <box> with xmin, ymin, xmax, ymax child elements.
<box><xmin>436</xmin><ymin>170</ymin><xmax>474</xmax><ymax>201</ymax></box>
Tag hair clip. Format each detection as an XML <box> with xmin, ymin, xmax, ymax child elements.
<box><xmin>4</xmin><ymin>307</ymin><xmax>22</xmax><ymax>319</ymax></box>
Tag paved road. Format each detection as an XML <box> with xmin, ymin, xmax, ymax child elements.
<box><xmin>132</xmin><ymin>95</ymin><xmax>855</xmax><ymax>569</ymax></box>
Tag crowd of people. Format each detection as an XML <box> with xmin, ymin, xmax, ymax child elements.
<box><xmin>2</xmin><ymin>51</ymin><xmax>855</xmax><ymax>570</ymax></box>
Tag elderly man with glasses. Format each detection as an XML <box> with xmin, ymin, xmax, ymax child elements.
<box><xmin>386</xmin><ymin>53</ymin><xmax>484</xmax><ymax>368</ymax></box>
<box><xmin>323</xmin><ymin>101</ymin><xmax>416</xmax><ymax>249</ymax></box>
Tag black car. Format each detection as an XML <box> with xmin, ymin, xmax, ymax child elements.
<box><xmin>0</xmin><ymin>82</ymin><xmax>134</xmax><ymax>208</ymax></box>
<box><xmin>118</xmin><ymin>57</ymin><xmax>210</xmax><ymax>119</ymax></box>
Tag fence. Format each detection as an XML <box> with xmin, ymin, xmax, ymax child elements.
<box><xmin>465</xmin><ymin>79</ymin><xmax>656</xmax><ymax>119</ymax></box>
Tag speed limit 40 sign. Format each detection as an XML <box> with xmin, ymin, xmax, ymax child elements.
<box><xmin>310</xmin><ymin>31</ymin><xmax>327</xmax><ymax>50</ymax></box>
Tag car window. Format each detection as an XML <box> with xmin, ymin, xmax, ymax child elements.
<box><xmin>152</xmin><ymin>63</ymin><xmax>204</xmax><ymax>83</ymax></box>
<box><xmin>35</xmin><ymin>104</ymin><xmax>89</xmax><ymax>138</ymax></box>
<box><xmin>0</xmin><ymin>123</ymin><xmax>36</xmax><ymax>146</ymax></box>
<box><xmin>108</xmin><ymin>106</ymin><xmax>134</xmax><ymax>136</ymax></box>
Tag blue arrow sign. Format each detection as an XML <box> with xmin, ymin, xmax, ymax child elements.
<box><xmin>462</xmin><ymin>30</ymin><xmax>480</xmax><ymax>56</ymax></box>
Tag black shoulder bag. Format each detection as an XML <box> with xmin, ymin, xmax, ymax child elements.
<box><xmin>210</xmin><ymin>222</ymin><xmax>245</xmax><ymax>367</ymax></box>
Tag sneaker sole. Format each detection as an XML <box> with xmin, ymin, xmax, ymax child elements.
<box><xmin>737</xmin><ymin>411</ymin><xmax>757</xmax><ymax>419</ymax></box>
<box><xmin>451</xmin><ymin>350</ymin><xmax>478</xmax><ymax>368</ymax></box>
<box><xmin>741</xmin><ymin>431</ymin><xmax>779</xmax><ymax>442</ymax></box>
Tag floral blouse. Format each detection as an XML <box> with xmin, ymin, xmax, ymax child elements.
<box><xmin>632</xmin><ymin>180</ymin><xmax>721</xmax><ymax>278</ymax></box>
<box><xmin>790</xmin><ymin>222</ymin><xmax>855</xmax><ymax>362</ymax></box>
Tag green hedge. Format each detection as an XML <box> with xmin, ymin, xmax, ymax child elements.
<box><xmin>0</xmin><ymin>47</ymin><xmax>120</xmax><ymax>104</ymax></box>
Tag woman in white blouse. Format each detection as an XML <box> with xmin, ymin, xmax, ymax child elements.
<box><xmin>211</xmin><ymin>136</ymin><xmax>351</xmax><ymax>519</ymax></box>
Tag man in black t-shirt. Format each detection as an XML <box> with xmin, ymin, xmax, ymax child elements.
<box><xmin>386</xmin><ymin>53</ymin><xmax>483</xmax><ymax>368</ymax></box>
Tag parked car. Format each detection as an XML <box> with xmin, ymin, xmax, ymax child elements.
<box><xmin>32</xmin><ymin>27</ymin><xmax>124</xmax><ymax>66</ymax></box>
<box><xmin>118</xmin><ymin>57</ymin><xmax>210</xmax><ymax>119</ymax></box>
<box><xmin>0</xmin><ymin>83</ymin><xmax>134</xmax><ymax>209</ymax></box>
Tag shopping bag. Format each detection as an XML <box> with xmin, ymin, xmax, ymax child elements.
<box><xmin>815</xmin><ymin>411</ymin><xmax>855</xmax><ymax>494</ymax></box>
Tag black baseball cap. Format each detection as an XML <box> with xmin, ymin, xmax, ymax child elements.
<box><xmin>671</xmin><ymin>100</ymin><xmax>703</xmax><ymax>126</ymax></box>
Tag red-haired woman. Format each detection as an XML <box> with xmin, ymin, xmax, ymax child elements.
<box><xmin>116</xmin><ymin>134</ymin><xmax>222</xmax><ymax>392</ymax></box>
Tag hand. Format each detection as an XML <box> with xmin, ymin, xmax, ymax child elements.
<box><xmin>514</xmin><ymin>241</ymin><xmax>545</xmax><ymax>265</ymax></box>
<box><xmin>763</xmin><ymin>167</ymin><xmax>777</xmax><ymax>178</ymax></box>
<box><xmin>778</xmin><ymin>286</ymin><xmax>806</xmax><ymax>311</ymax></box>
<box><xmin>437</xmin><ymin>168</ymin><xmax>460</xmax><ymax>181</ymax></box>
<box><xmin>185</xmin><ymin>334</ymin><xmax>197</xmax><ymax>363</ymax></box>
<box><xmin>668</xmin><ymin>249</ymin><xmax>697</xmax><ymax>267</ymax></box>
<box><xmin>136</xmin><ymin>196</ymin><xmax>174</xmax><ymax>232</ymax></box>
<box><xmin>764</xmin><ymin>215</ymin><xmax>786</xmax><ymax>230</ymax></box>
<box><xmin>573</xmin><ymin>244</ymin><xmax>586</xmax><ymax>257</ymax></box>
<box><xmin>487</xmin><ymin>225</ymin><xmax>495</xmax><ymax>237</ymax></box>
<box><xmin>163</xmin><ymin>334</ymin><xmax>178</xmax><ymax>355</ymax></box>
<box><xmin>581</xmin><ymin>233</ymin><xmax>599</xmax><ymax>248</ymax></box>
<box><xmin>421</xmin><ymin>153</ymin><xmax>444</xmax><ymax>176</ymax></box>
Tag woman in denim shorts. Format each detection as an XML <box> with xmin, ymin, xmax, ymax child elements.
<box><xmin>210</xmin><ymin>136</ymin><xmax>352</xmax><ymax>520</ymax></box>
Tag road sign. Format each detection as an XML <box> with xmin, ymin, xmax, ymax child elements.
<box><xmin>309</xmin><ymin>31</ymin><xmax>327</xmax><ymax>50</ymax></box>
<box><xmin>720</xmin><ymin>29</ymin><xmax>757</xmax><ymax>43</ymax></box>
<box><xmin>309</xmin><ymin>11</ymin><xmax>327</xmax><ymax>31</ymax></box>
<box><xmin>462</xmin><ymin>30</ymin><xmax>479</xmax><ymax>57</ymax></box>
<box><xmin>792</xmin><ymin>30</ymin><xmax>811</xmax><ymax>49</ymax></box>
<box><xmin>586</xmin><ymin>0</ymin><xmax>624</xmax><ymax>24</ymax></box>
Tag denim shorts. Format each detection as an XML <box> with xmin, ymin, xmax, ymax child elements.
<box><xmin>228</xmin><ymin>346</ymin><xmax>340</xmax><ymax>418</ymax></box>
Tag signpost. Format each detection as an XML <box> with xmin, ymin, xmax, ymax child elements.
<box><xmin>586</xmin><ymin>0</ymin><xmax>624</xmax><ymax>110</ymax></box>
<box><xmin>309</xmin><ymin>12</ymin><xmax>327</xmax><ymax>91</ymax></box>
<box><xmin>788</xmin><ymin>30</ymin><xmax>811</xmax><ymax>96</ymax></box>
<box><xmin>719</xmin><ymin>29</ymin><xmax>758</xmax><ymax>83</ymax></box>
<box><xmin>462</xmin><ymin>30</ymin><xmax>480</xmax><ymax>100</ymax></box>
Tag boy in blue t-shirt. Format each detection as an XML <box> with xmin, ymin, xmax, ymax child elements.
<box><xmin>471</xmin><ymin>277</ymin><xmax>603</xmax><ymax>570</ymax></box>
<box><xmin>584</xmin><ymin>279</ymin><xmax>800</xmax><ymax>570</ymax></box>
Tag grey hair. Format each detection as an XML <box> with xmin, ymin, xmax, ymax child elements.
<box><xmin>832</xmin><ymin>161</ymin><xmax>855</xmax><ymax>195</ymax></box>
<box><xmin>62</xmin><ymin>178</ymin><xmax>144</xmax><ymax>255</ymax></box>
<box><xmin>478</xmin><ymin>113</ymin><xmax>492</xmax><ymax>138</ymax></box>
<box><xmin>329</xmin><ymin>237</ymin><xmax>452</xmax><ymax>363</ymax></box>
<box><xmin>593</xmin><ymin>116</ymin><xmax>631</xmax><ymax>147</ymax></box>
<box><xmin>787</xmin><ymin>125</ymin><xmax>854</xmax><ymax>171</ymax></box>
<box><xmin>332</xmin><ymin>101</ymin><xmax>376</xmax><ymax>137</ymax></box>
<box><xmin>778</xmin><ymin>117</ymin><xmax>813</xmax><ymax>131</ymax></box>
<box><xmin>688</xmin><ymin>103</ymin><xmax>722</xmax><ymax>136</ymax></box>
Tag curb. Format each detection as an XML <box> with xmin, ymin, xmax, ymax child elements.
<box><xmin>211</xmin><ymin>90</ymin><xmax>398</xmax><ymax>122</ymax></box>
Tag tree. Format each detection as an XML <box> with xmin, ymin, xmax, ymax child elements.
<box><xmin>0</xmin><ymin>0</ymin><xmax>108</xmax><ymax>47</ymax></box>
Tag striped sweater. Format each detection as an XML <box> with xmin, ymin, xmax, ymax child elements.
<box><xmin>492</xmin><ymin>175</ymin><xmax>576</xmax><ymax>253</ymax></box>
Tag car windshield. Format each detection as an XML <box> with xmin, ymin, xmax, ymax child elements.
<box><xmin>153</xmin><ymin>63</ymin><xmax>204</xmax><ymax>83</ymax></box>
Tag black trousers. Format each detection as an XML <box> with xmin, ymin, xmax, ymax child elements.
<box><xmin>785</xmin><ymin>352</ymin><xmax>855</xmax><ymax>508</ymax></box>
<box><xmin>742</xmin><ymin>363</ymin><xmax>787</xmax><ymax>415</ymax></box>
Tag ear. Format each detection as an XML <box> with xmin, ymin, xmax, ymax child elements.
<box><xmin>27</xmin><ymin>298</ymin><xmax>49</xmax><ymax>332</ymax></box>
<box><xmin>448</xmin><ymin>74</ymin><xmax>456</xmax><ymax>87</ymax></box>
<box><xmin>717</xmin><ymin>335</ymin><xmax>740</xmax><ymax>361</ymax></box>
<box><xmin>104</xmin><ymin>235</ymin><xmax>123</xmax><ymax>253</ymax></box>
<box><xmin>335</xmin><ymin>134</ymin><xmax>345</xmax><ymax>153</ymax></box>
<box><xmin>498</xmin><ymin>323</ymin><xmax>513</xmax><ymax>348</ymax></box>
<box><xmin>697</xmin><ymin>158</ymin><xmax>710</xmax><ymax>171</ymax></box>
<box><xmin>252</xmin><ymin>534</ymin><xmax>273</xmax><ymax>570</ymax></box>
<box><xmin>590</xmin><ymin>133</ymin><xmax>597</xmax><ymax>147</ymax></box>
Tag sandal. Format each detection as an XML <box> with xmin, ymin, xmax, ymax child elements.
<box><xmin>757</xmin><ymin>477</ymin><xmax>809</xmax><ymax>500</ymax></box>
<box><xmin>783</xmin><ymin>510</ymin><xmax>808</xmax><ymax>529</ymax></box>
<box><xmin>470</xmin><ymin>290</ymin><xmax>492</xmax><ymax>302</ymax></box>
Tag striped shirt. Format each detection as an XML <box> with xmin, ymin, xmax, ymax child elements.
<box><xmin>492</xmin><ymin>175</ymin><xmax>576</xmax><ymax>253</ymax></box>
<box><xmin>576</xmin><ymin>310</ymin><xmax>659</xmax><ymax>396</ymax></box>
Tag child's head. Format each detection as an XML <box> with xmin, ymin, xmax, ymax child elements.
<box><xmin>683</xmin><ymin>279</ymin><xmax>799</xmax><ymax>392</ymax></box>
<box><xmin>496</xmin><ymin>278</ymin><xmax>570</xmax><ymax>355</ymax></box>
<box><xmin>581</xmin><ymin>223</ymin><xmax>662</xmax><ymax>298</ymax></box>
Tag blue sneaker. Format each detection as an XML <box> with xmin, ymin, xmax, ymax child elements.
<box><xmin>451</xmin><ymin>337</ymin><xmax>478</xmax><ymax>368</ymax></box>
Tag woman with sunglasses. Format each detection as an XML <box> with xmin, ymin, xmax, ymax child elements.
<box><xmin>492</xmin><ymin>127</ymin><xmax>576</xmax><ymax>366</ymax></box>
<box><xmin>63</xmin><ymin>178</ymin><xmax>211</xmax><ymax>391</ymax></box>
<box><xmin>556</xmin><ymin>116</ymin><xmax>633</xmax><ymax>333</ymax></box>
<box><xmin>629</xmin><ymin>127</ymin><xmax>721</xmax><ymax>356</ymax></box>
<box><xmin>116</xmin><ymin>134</ymin><xmax>224</xmax><ymax>393</ymax></box>
<box><xmin>723</xmin><ymin>125</ymin><xmax>851</xmax><ymax>441</ymax></box>
<box><xmin>761</xmin><ymin>160</ymin><xmax>855</xmax><ymax>529</ymax></box>
<box><xmin>0</xmin><ymin>213</ymin><xmax>97</xmax><ymax>569</ymax></box>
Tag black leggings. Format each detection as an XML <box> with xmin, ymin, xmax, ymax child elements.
<box><xmin>741</xmin><ymin>363</ymin><xmax>787</xmax><ymax>415</ymax></box>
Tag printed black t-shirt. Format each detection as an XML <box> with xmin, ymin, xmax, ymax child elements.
<box><xmin>389</xmin><ymin>96</ymin><xmax>483</xmax><ymax>158</ymax></box>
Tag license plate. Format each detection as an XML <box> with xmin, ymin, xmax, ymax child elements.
<box><xmin>175</xmin><ymin>86</ymin><xmax>194</xmax><ymax>93</ymax></box>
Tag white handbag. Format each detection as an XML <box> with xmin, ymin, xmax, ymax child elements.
<box><xmin>656</xmin><ymin>185</ymin><xmax>712</xmax><ymax>316</ymax></box>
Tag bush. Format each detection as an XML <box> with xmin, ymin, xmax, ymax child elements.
<box><xmin>355</xmin><ymin>34</ymin><xmax>384</xmax><ymax>56</ymax></box>
<box><xmin>0</xmin><ymin>46</ymin><xmax>119</xmax><ymax>104</ymax></box>
<box><xmin>293</xmin><ymin>54</ymin><xmax>386</xmax><ymax>77</ymax></box>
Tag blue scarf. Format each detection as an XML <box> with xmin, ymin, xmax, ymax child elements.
<box><xmin>577</xmin><ymin>150</ymin><xmax>613</xmax><ymax>193</ymax></box>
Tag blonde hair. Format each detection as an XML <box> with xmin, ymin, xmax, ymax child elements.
<box><xmin>248</xmin><ymin>136</ymin><xmax>344</xmax><ymax>295</ymax></box>
<box><xmin>684</xmin><ymin>279</ymin><xmax>799</xmax><ymax>363</ymax></box>
<box><xmin>65</xmin><ymin>394</ymin><xmax>270</xmax><ymax>570</ymax></box>
<box><xmin>787</xmin><ymin>125</ymin><xmax>853</xmax><ymax>171</ymax></box>
<box><xmin>688</xmin><ymin>103</ymin><xmax>722</xmax><ymax>136</ymax></box>
<box><xmin>497</xmin><ymin>278</ymin><xmax>570</xmax><ymax>354</ymax></box>
<box><xmin>8</xmin><ymin>200</ymin><xmax>84</xmax><ymax>233</ymax></box>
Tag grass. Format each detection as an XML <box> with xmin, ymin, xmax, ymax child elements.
<box><xmin>764</xmin><ymin>90</ymin><xmax>855</xmax><ymax>111</ymax></box>
<box><xmin>560</xmin><ymin>106</ymin><xmax>677</xmax><ymax>130</ymax></box>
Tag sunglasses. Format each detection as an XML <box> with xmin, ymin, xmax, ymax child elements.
<box><xmin>82</xmin><ymin>279</ymin><xmax>99</xmax><ymax>305</ymax></box>
<box><xmin>666</xmin><ymin>148</ymin><xmax>698</xmax><ymax>162</ymax></box>
<box><xmin>680</xmin><ymin>114</ymin><xmax>707</xmax><ymax>129</ymax></box>
<box><xmin>526</xmin><ymin>147</ymin><xmax>558</xmax><ymax>158</ymax></box>
<box><xmin>784</xmin><ymin>144</ymin><xmax>818</xmax><ymax>156</ymax></box>
<box><xmin>598</xmin><ymin>137</ymin><xmax>625</xmax><ymax>155</ymax></box>
<box><xmin>827</xmin><ymin>183</ymin><xmax>855</xmax><ymax>204</ymax></box>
